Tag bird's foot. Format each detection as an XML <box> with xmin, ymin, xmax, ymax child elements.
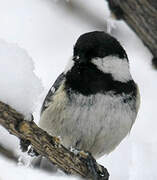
<box><xmin>78</xmin><ymin>151</ymin><xmax>109</xmax><ymax>180</ymax></box>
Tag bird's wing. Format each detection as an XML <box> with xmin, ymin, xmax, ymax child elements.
<box><xmin>40</xmin><ymin>73</ymin><xmax>65</xmax><ymax>115</ymax></box>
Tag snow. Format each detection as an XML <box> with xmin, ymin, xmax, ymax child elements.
<box><xmin>0</xmin><ymin>0</ymin><xmax>157</xmax><ymax>180</ymax></box>
<box><xmin>0</xmin><ymin>40</ymin><xmax>43</xmax><ymax>118</ymax></box>
<box><xmin>0</xmin><ymin>156</ymin><xmax>78</xmax><ymax>180</ymax></box>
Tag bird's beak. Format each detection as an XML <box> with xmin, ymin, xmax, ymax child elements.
<box><xmin>73</xmin><ymin>55</ymin><xmax>87</xmax><ymax>64</ymax></box>
<box><xmin>73</xmin><ymin>56</ymin><xmax>80</xmax><ymax>63</ymax></box>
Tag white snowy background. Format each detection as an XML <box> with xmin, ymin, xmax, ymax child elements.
<box><xmin>0</xmin><ymin>0</ymin><xmax>157</xmax><ymax>180</ymax></box>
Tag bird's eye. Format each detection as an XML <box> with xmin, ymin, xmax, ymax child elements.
<box><xmin>73</xmin><ymin>56</ymin><xmax>80</xmax><ymax>62</ymax></box>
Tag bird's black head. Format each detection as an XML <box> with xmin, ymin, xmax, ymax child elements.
<box><xmin>73</xmin><ymin>31</ymin><xmax>127</xmax><ymax>63</ymax></box>
<box><xmin>65</xmin><ymin>31</ymin><xmax>132</xmax><ymax>96</ymax></box>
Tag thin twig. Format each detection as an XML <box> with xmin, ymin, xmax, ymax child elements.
<box><xmin>0</xmin><ymin>143</ymin><xmax>17</xmax><ymax>162</ymax></box>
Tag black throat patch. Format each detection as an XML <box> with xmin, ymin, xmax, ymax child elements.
<box><xmin>65</xmin><ymin>62</ymin><xmax>137</xmax><ymax>97</ymax></box>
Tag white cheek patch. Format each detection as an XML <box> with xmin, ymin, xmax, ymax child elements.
<box><xmin>64</xmin><ymin>57</ymin><xmax>74</xmax><ymax>74</ymax></box>
<box><xmin>92</xmin><ymin>56</ymin><xmax>132</xmax><ymax>82</ymax></box>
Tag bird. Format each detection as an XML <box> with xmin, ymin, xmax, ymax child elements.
<box><xmin>39</xmin><ymin>31</ymin><xmax>140</xmax><ymax>159</ymax></box>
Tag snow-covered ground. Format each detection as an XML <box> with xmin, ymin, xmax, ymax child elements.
<box><xmin>0</xmin><ymin>0</ymin><xmax>157</xmax><ymax>179</ymax></box>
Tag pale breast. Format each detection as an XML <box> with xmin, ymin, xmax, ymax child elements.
<box><xmin>39</xmin><ymin>84</ymin><xmax>137</xmax><ymax>158</ymax></box>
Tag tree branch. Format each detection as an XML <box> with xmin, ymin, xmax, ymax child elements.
<box><xmin>0</xmin><ymin>101</ymin><xmax>109</xmax><ymax>180</ymax></box>
<box><xmin>106</xmin><ymin>0</ymin><xmax>157</xmax><ymax>67</ymax></box>
<box><xmin>0</xmin><ymin>143</ymin><xmax>18</xmax><ymax>162</ymax></box>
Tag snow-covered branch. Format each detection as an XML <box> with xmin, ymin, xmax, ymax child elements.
<box><xmin>0</xmin><ymin>101</ymin><xmax>109</xmax><ymax>180</ymax></box>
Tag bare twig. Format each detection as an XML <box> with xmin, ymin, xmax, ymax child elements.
<box><xmin>0</xmin><ymin>101</ymin><xmax>109</xmax><ymax>180</ymax></box>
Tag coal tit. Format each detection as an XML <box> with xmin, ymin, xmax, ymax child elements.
<box><xmin>39</xmin><ymin>31</ymin><xmax>140</xmax><ymax>158</ymax></box>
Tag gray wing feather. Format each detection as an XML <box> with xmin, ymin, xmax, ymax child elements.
<box><xmin>41</xmin><ymin>73</ymin><xmax>65</xmax><ymax>114</ymax></box>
